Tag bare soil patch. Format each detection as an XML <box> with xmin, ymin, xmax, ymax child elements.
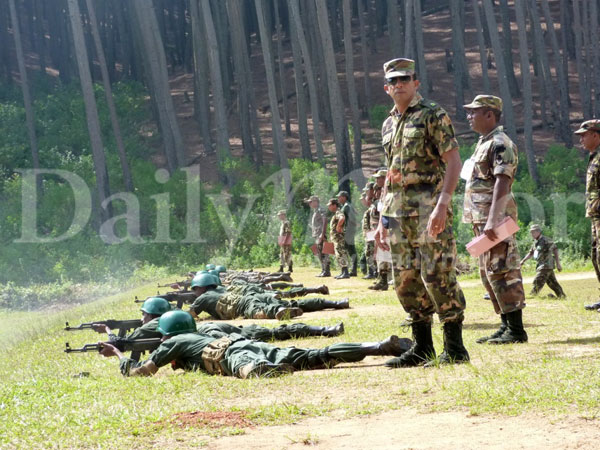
<box><xmin>159</xmin><ymin>410</ymin><xmax>254</xmax><ymax>430</ymax></box>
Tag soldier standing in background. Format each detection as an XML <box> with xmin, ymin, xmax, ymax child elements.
<box><xmin>305</xmin><ymin>196</ymin><xmax>330</xmax><ymax>278</ymax></box>
<box><xmin>328</xmin><ymin>198</ymin><xmax>350</xmax><ymax>279</ymax></box>
<box><xmin>337</xmin><ymin>191</ymin><xmax>358</xmax><ymax>276</ymax></box>
<box><xmin>520</xmin><ymin>224</ymin><xmax>565</xmax><ymax>298</ymax></box>
<box><xmin>375</xmin><ymin>58</ymin><xmax>468</xmax><ymax>367</ymax></box>
<box><xmin>574</xmin><ymin>120</ymin><xmax>600</xmax><ymax>310</ymax></box>
<box><xmin>463</xmin><ymin>95</ymin><xmax>527</xmax><ymax>345</ymax></box>
<box><xmin>361</xmin><ymin>188</ymin><xmax>377</xmax><ymax>279</ymax></box>
<box><xmin>369</xmin><ymin>170</ymin><xmax>390</xmax><ymax>291</ymax></box>
<box><xmin>277</xmin><ymin>210</ymin><xmax>292</xmax><ymax>273</ymax></box>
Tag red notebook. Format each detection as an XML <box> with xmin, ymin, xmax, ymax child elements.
<box><xmin>278</xmin><ymin>234</ymin><xmax>292</xmax><ymax>246</ymax></box>
<box><xmin>466</xmin><ymin>217</ymin><xmax>520</xmax><ymax>258</ymax></box>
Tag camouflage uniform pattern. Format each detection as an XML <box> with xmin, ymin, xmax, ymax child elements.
<box><xmin>586</xmin><ymin>148</ymin><xmax>600</xmax><ymax>283</ymax></box>
<box><xmin>463</xmin><ymin>126</ymin><xmax>525</xmax><ymax>314</ymax></box>
<box><xmin>279</xmin><ymin>220</ymin><xmax>292</xmax><ymax>267</ymax></box>
<box><xmin>340</xmin><ymin>201</ymin><xmax>358</xmax><ymax>270</ymax></box>
<box><xmin>197</xmin><ymin>322</ymin><xmax>329</xmax><ymax>342</ymax></box>
<box><xmin>369</xmin><ymin>200</ymin><xmax>390</xmax><ymax>275</ymax></box>
<box><xmin>381</xmin><ymin>93</ymin><xmax>465</xmax><ymax>323</ymax></box>
<box><xmin>362</xmin><ymin>206</ymin><xmax>376</xmax><ymax>273</ymax></box>
<box><xmin>310</xmin><ymin>206</ymin><xmax>330</xmax><ymax>271</ymax></box>
<box><xmin>330</xmin><ymin>210</ymin><xmax>348</xmax><ymax>269</ymax></box>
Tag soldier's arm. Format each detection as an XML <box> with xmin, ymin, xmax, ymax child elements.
<box><xmin>553</xmin><ymin>246</ymin><xmax>562</xmax><ymax>271</ymax></box>
<box><xmin>427</xmin><ymin>148</ymin><xmax>461</xmax><ymax>238</ymax></box>
<box><xmin>484</xmin><ymin>174</ymin><xmax>511</xmax><ymax>240</ymax></box>
<box><xmin>336</xmin><ymin>215</ymin><xmax>345</xmax><ymax>233</ymax></box>
<box><xmin>520</xmin><ymin>248</ymin><xmax>534</xmax><ymax>266</ymax></box>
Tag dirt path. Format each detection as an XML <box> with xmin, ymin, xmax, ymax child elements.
<box><xmin>207</xmin><ymin>408</ymin><xmax>597</xmax><ymax>449</ymax></box>
<box><xmin>459</xmin><ymin>271</ymin><xmax>596</xmax><ymax>288</ymax></box>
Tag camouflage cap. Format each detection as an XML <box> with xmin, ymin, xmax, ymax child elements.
<box><xmin>529</xmin><ymin>223</ymin><xmax>542</xmax><ymax>232</ymax></box>
<box><xmin>374</xmin><ymin>169</ymin><xmax>388</xmax><ymax>178</ymax></box>
<box><xmin>303</xmin><ymin>195</ymin><xmax>320</xmax><ymax>203</ymax></box>
<box><xmin>383</xmin><ymin>58</ymin><xmax>415</xmax><ymax>78</ymax></box>
<box><xmin>363</xmin><ymin>181</ymin><xmax>375</xmax><ymax>190</ymax></box>
<box><xmin>574</xmin><ymin>119</ymin><xmax>600</xmax><ymax>134</ymax></box>
<box><xmin>463</xmin><ymin>95</ymin><xmax>503</xmax><ymax>112</ymax></box>
<box><xmin>336</xmin><ymin>190</ymin><xmax>349</xmax><ymax>198</ymax></box>
<box><xmin>327</xmin><ymin>198</ymin><xmax>340</xmax><ymax>207</ymax></box>
<box><xmin>276</xmin><ymin>209</ymin><xmax>287</xmax><ymax>216</ymax></box>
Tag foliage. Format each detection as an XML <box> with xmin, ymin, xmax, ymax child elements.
<box><xmin>368</xmin><ymin>104</ymin><xmax>390</xmax><ymax>130</ymax></box>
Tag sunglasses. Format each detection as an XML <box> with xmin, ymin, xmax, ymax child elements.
<box><xmin>386</xmin><ymin>75</ymin><xmax>413</xmax><ymax>85</ymax></box>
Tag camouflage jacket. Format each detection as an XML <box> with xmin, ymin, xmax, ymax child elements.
<box><xmin>530</xmin><ymin>235</ymin><xmax>556</xmax><ymax>271</ymax></box>
<box><xmin>340</xmin><ymin>202</ymin><xmax>357</xmax><ymax>233</ymax></box>
<box><xmin>368</xmin><ymin>202</ymin><xmax>380</xmax><ymax>230</ymax></box>
<box><xmin>381</xmin><ymin>92</ymin><xmax>459</xmax><ymax>218</ymax></box>
<box><xmin>586</xmin><ymin>149</ymin><xmax>600</xmax><ymax>218</ymax></box>
<box><xmin>362</xmin><ymin>207</ymin><xmax>371</xmax><ymax>235</ymax></box>
<box><xmin>309</xmin><ymin>207</ymin><xmax>327</xmax><ymax>239</ymax></box>
<box><xmin>463</xmin><ymin>126</ymin><xmax>518</xmax><ymax>224</ymax></box>
<box><xmin>279</xmin><ymin>220</ymin><xmax>291</xmax><ymax>236</ymax></box>
<box><xmin>329</xmin><ymin>210</ymin><xmax>345</xmax><ymax>240</ymax></box>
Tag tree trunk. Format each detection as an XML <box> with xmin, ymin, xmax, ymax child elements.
<box><xmin>403</xmin><ymin>0</ymin><xmax>414</xmax><ymax>59</ymax></box>
<box><xmin>470</xmin><ymin>0</ymin><xmax>491</xmax><ymax>92</ymax></box>
<box><xmin>342</xmin><ymin>0</ymin><xmax>362</xmax><ymax>174</ymax></box>
<box><xmin>9</xmin><ymin>0</ymin><xmax>42</xmax><ymax>194</ymax></box>
<box><xmin>482</xmin><ymin>0</ymin><xmax>517</xmax><ymax>141</ymax></box>
<box><xmin>189</xmin><ymin>0</ymin><xmax>214</xmax><ymax>154</ymax></box>
<box><xmin>199</xmin><ymin>0</ymin><xmax>231</xmax><ymax>161</ymax></box>
<box><xmin>314</xmin><ymin>0</ymin><xmax>353</xmax><ymax>190</ymax></box>
<box><xmin>498</xmin><ymin>0</ymin><xmax>520</xmax><ymax>97</ymax></box>
<box><xmin>589</xmin><ymin>0</ymin><xmax>600</xmax><ymax>117</ymax></box>
<box><xmin>357</xmin><ymin>0</ymin><xmax>371</xmax><ymax>116</ymax></box>
<box><xmin>289</xmin><ymin>0</ymin><xmax>324</xmax><ymax>163</ymax></box>
<box><xmin>85</xmin><ymin>0</ymin><xmax>134</xmax><ymax>192</ymax></box>
<box><xmin>540</xmin><ymin>0</ymin><xmax>572</xmax><ymax>146</ymax></box>
<box><xmin>66</xmin><ymin>0</ymin><xmax>112</xmax><ymax>222</ymax></box>
<box><xmin>571</xmin><ymin>0</ymin><xmax>590</xmax><ymax>117</ymax></box>
<box><xmin>514</xmin><ymin>0</ymin><xmax>539</xmax><ymax>186</ymax></box>
<box><xmin>274</xmin><ymin>0</ymin><xmax>291</xmax><ymax>137</ymax></box>
<box><xmin>449</xmin><ymin>0</ymin><xmax>466</xmax><ymax>121</ymax></box>
<box><xmin>412</xmin><ymin>0</ymin><xmax>429</xmax><ymax>94</ymax></box>
<box><xmin>386</xmin><ymin>0</ymin><xmax>402</xmax><ymax>57</ymax></box>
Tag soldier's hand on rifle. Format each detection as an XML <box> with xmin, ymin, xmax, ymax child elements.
<box><xmin>92</xmin><ymin>324</ymin><xmax>110</xmax><ymax>334</ymax></box>
<box><xmin>98</xmin><ymin>342</ymin><xmax>122</xmax><ymax>358</ymax></box>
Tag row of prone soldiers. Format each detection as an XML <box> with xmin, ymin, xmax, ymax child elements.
<box><xmin>65</xmin><ymin>266</ymin><xmax>414</xmax><ymax>378</ymax></box>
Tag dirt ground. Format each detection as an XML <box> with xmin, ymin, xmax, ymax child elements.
<box><xmin>205</xmin><ymin>408</ymin><xmax>598</xmax><ymax>449</ymax></box>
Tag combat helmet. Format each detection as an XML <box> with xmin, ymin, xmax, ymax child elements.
<box><xmin>141</xmin><ymin>297</ymin><xmax>171</xmax><ymax>316</ymax></box>
<box><xmin>190</xmin><ymin>273</ymin><xmax>218</xmax><ymax>289</ymax></box>
<box><xmin>157</xmin><ymin>310</ymin><xmax>197</xmax><ymax>336</ymax></box>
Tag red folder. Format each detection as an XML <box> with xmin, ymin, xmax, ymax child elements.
<box><xmin>466</xmin><ymin>217</ymin><xmax>520</xmax><ymax>258</ymax></box>
<box><xmin>311</xmin><ymin>242</ymin><xmax>335</xmax><ymax>255</ymax></box>
<box><xmin>278</xmin><ymin>234</ymin><xmax>292</xmax><ymax>246</ymax></box>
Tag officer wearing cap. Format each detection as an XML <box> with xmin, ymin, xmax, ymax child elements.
<box><xmin>520</xmin><ymin>224</ymin><xmax>565</xmax><ymax>298</ymax></box>
<box><xmin>305</xmin><ymin>196</ymin><xmax>331</xmax><ymax>277</ymax></box>
<box><xmin>336</xmin><ymin>190</ymin><xmax>358</xmax><ymax>276</ymax></box>
<box><xmin>328</xmin><ymin>198</ymin><xmax>350</xmax><ymax>279</ymax></box>
<box><xmin>375</xmin><ymin>58</ymin><xmax>468</xmax><ymax>368</ymax></box>
<box><xmin>575</xmin><ymin>120</ymin><xmax>600</xmax><ymax>309</ymax></box>
<box><xmin>360</xmin><ymin>188</ymin><xmax>376</xmax><ymax>279</ymax></box>
<box><xmin>463</xmin><ymin>94</ymin><xmax>527</xmax><ymax>345</ymax></box>
<box><xmin>276</xmin><ymin>210</ymin><xmax>292</xmax><ymax>273</ymax></box>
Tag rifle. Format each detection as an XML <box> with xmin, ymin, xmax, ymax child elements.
<box><xmin>64</xmin><ymin>338</ymin><xmax>162</xmax><ymax>362</ymax></box>
<box><xmin>134</xmin><ymin>293</ymin><xmax>196</xmax><ymax>310</ymax></box>
<box><xmin>157</xmin><ymin>280</ymin><xmax>190</xmax><ymax>291</ymax></box>
<box><xmin>64</xmin><ymin>319</ymin><xmax>143</xmax><ymax>338</ymax></box>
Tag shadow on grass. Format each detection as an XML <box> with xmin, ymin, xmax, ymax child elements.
<box><xmin>463</xmin><ymin>322</ymin><xmax>543</xmax><ymax>331</ymax></box>
<box><xmin>545</xmin><ymin>336</ymin><xmax>600</xmax><ymax>345</ymax></box>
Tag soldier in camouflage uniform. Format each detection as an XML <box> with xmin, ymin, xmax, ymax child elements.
<box><xmin>520</xmin><ymin>224</ymin><xmax>565</xmax><ymax>298</ymax></box>
<box><xmin>277</xmin><ymin>210</ymin><xmax>293</xmax><ymax>273</ymax></box>
<box><xmin>337</xmin><ymin>191</ymin><xmax>358</xmax><ymax>276</ymax></box>
<box><xmin>101</xmin><ymin>310</ymin><xmax>412</xmax><ymax>378</ymax></box>
<box><xmin>328</xmin><ymin>198</ymin><xmax>350</xmax><ymax>279</ymax></box>
<box><xmin>374</xmin><ymin>58</ymin><xmax>468</xmax><ymax>367</ymax></box>
<box><xmin>575</xmin><ymin>120</ymin><xmax>600</xmax><ymax>310</ymax></box>
<box><xmin>369</xmin><ymin>169</ymin><xmax>391</xmax><ymax>290</ymax></box>
<box><xmin>305</xmin><ymin>195</ymin><xmax>331</xmax><ymax>278</ymax></box>
<box><xmin>463</xmin><ymin>95</ymin><xmax>528</xmax><ymax>345</ymax></box>
<box><xmin>361</xmin><ymin>189</ymin><xmax>378</xmax><ymax>279</ymax></box>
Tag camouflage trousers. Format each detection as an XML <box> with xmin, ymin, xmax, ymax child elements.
<box><xmin>531</xmin><ymin>269</ymin><xmax>565</xmax><ymax>297</ymax></box>
<box><xmin>474</xmin><ymin>225</ymin><xmax>526</xmax><ymax>315</ymax></box>
<box><xmin>365</xmin><ymin>240</ymin><xmax>377</xmax><ymax>272</ymax></box>
<box><xmin>332</xmin><ymin>234</ymin><xmax>349</xmax><ymax>268</ymax></box>
<box><xmin>238</xmin><ymin>295</ymin><xmax>334</xmax><ymax>319</ymax></box>
<box><xmin>314</xmin><ymin>240</ymin><xmax>330</xmax><ymax>271</ymax></box>
<box><xmin>377</xmin><ymin>260</ymin><xmax>391</xmax><ymax>275</ymax></box>
<box><xmin>388</xmin><ymin>216</ymin><xmax>465</xmax><ymax>324</ymax></box>
<box><xmin>279</xmin><ymin>245</ymin><xmax>292</xmax><ymax>266</ymax></box>
<box><xmin>592</xmin><ymin>219</ymin><xmax>600</xmax><ymax>283</ymax></box>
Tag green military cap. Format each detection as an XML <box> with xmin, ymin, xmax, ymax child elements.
<box><xmin>574</xmin><ymin>119</ymin><xmax>600</xmax><ymax>134</ymax></box>
<box><xmin>383</xmin><ymin>58</ymin><xmax>415</xmax><ymax>78</ymax></box>
<box><xmin>276</xmin><ymin>209</ymin><xmax>287</xmax><ymax>216</ymax></box>
<box><xmin>336</xmin><ymin>190</ymin><xmax>349</xmax><ymax>198</ymax></box>
<box><xmin>529</xmin><ymin>223</ymin><xmax>542</xmax><ymax>232</ymax></box>
<box><xmin>463</xmin><ymin>95</ymin><xmax>503</xmax><ymax>111</ymax></box>
<box><xmin>327</xmin><ymin>198</ymin><xmax>339</xmax><ymax>206</ymax></box>
<box><xmin>374</xmin><ymin>169</ymin><xmax>388</xmax><ymax>178</ymax></box>
<box><xmin>363</xmin><ymin>181</ymin><xmax>375</xmax><ymax>190</ymax></box>
<box><xmin>303</xmin><ymin>195</ymin><xmax>320</xmax><ymax>203</ymax></box>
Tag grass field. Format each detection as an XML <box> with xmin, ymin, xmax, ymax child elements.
<box><xmin>1</xmin><ymin>268</ymin><xmax>600</xmax><ymax>449</ymax></box>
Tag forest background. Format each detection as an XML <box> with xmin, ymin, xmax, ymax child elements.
<box><xmin>0</xmin><ymin>0</ymin><xmax>598</xmax><ymax>309</ymax></box>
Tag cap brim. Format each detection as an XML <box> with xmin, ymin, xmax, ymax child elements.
<box><xmin>574</xmin><ymin>128</ymin><xmax>587</xmax><ymax>134</ymax></box>
<box><xmin>386</xmin><ymin>70</ymin><xmax>412</xmax><ymax>78</ymax></box>
<box><xmin>463</xmin><ymin>102</ymin><xmax>484</xmax><ymax>109</ymax></box>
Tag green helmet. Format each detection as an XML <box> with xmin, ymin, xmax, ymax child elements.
<box><xmin>157</xmin><ymin>310</ymin><xmax>197</xmax><ymax>336</ymax></box>
<box><xmin>141</xmin><ymin>297</ymin><xmax>171</xmax><ymax>316</ymax></box>
<box><xmin>215</xmin><ymin>265</ymin><xmax>226</xmax><ymax>273</ymax></box>
<box><xmin>190</xmin><ymin>273</ymin><xmax>217</xmax><ymax>289</ymax></box>
<box><xmin>208</xmin><ymin>270</ymin><xmax>222</xmax><ymax>285</ymax></box>
<box><xmin>205</xmin><ymin>263</ymin><xmax>216</xmax><ymax>270</ymax></box>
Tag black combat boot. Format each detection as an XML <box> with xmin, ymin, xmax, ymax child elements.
<box><xmin>335</xmin><ymin>267</ymin><xmax>350</xmax><ymax>279</ymax></box>
<box><xmin>475</xmin><ymin>313</ymin><xmax>507</xmax><ymax>344</ymax></box>
<box><xmin>487</xmin><ymin>309</ymin><xmax>528</xmax><ymax>344</ymax></box>
<box><xmin>321</xmin><ymin>263</ymin><xmax>331</xmax><ymax>277</ymax></box>
<box><xmin>349</xmin><ymin>260</ymin><xmax>358</xmax><ymax>277</ymax></box>
<box><xmin>361</xmin><ymin>335</ymin><xmax>414</xmax><ymax>357</ymax></box>
<box><xmin>424</xmin><ymin>321</ymin><xmax>469</xmax><ymax>367</ymax></box>
<box><xmin>385</xmin><ymin>321</ymin><xmax>436</xmax><ymax>368</ymax></box>
<box><xmin>321</xmin><ymin>298</ymin><xmax>350</xmax><ymax>309</ymax></box>
<box><xmin>368</xmin><ymin>272</ymin><xmax>388</xmax><ymax>291</ymax></box>
<box><xmin>363</xmin><ymin>267</ymin><xmax>377</xmax><ymax>279</ymax></box>
<box><xmin>288</xmin><ymin>262</ymin><xmax>293</xmax><ymax>273</ymax></box>
<box><xmin>306</xmin><ymin>285</ymin><xmax>329</xmax><ymax>295</ymax></box>
<box><xmin>278</xmin><ymin>265</ymin><xmax>284</xmax><ymax>273</ymax></box>
<box><xmin>584</xmin><ymin>300</ymin><xmax>600</xmax><ymax>310</ymax></box>
<box><xmin>308</xmin><ymin>322</ymin><xmax>345</xmax><ymax>337</ymax></box>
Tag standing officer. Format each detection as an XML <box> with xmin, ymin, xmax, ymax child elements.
<box><xmin>575</xmin><ymin>120</ymin><xmax>600</xmax><ymax>310</ymax></box>
<box><xmin>369</xmin><ymin>169</ymin><xmax>391</xmax><ymax>291</ymax></box>
<box><xmin>361</xmin><ymin>189</ymin><xmax>377</xmax><ymax>279</ymax></box>
<box><xmin>328</xmin><ymin>198</ymin><xmax>350</xmax><ymax>279</ymax></box>
<box><xmin>337</xmin><ymin>191</ymin><xmax>358</xmax><ymax>276</ymax></box>
<box><xmin>374</xmin><ymin>58</ymin><xmax>468</xmax><ymax>367</ymax></box>
<box><xmin>305</xmin><ymin>195</ymin><xmax>330</xmax><ymax>277</ymax></box>
<box><xmin>463</xmin><ymin>95</ymin><xmax>527</xmax><ymax>345</ymax></box>
<box><xmin>277</xmin><ymin>210</ymin><xmax>293</xmax><ymax>273</ymax></box>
